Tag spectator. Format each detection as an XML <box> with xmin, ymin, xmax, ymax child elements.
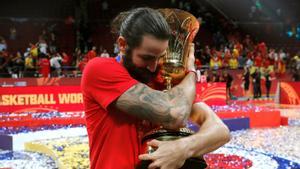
<box><xmin>24</xmin><ymin>54</ymin><xmax>35</xmax><ymax>77</ymax></box>
<box><xmin>223</xmin><ymin>47</ymin><xmax>231</xmax><ymax>68</ymax></box>
<box><xmin>246</xmin><ymin>57</ymin><xmax>253</xmax><ymax>68</ymax></box>
<box><xmin>11</xmin><ymin>51</ymin><xmax>24</xmax><ymax>78</ymax></box>
<box><xmin>113</xmin><ymin>42</ymin><xmax>119</xmax><ymax>56</ymax></box>
<box><xmin>252</xmin><ymin>68</ymin><xmax>262</xmax><ymax>99</ymax></box>
<box><xmin>195</xmin><ymin>58</ymin><xmax>201</xmax><ymax>69</ymax></box>
<box><xmin>114</xmin><ymin>45</ymin><xmax>125</xmax><ymax>63</ymax></box>
<box><xmin>38</xmin><ymin>54</ymin><xmax>50</xmax><ymax>78</ymax></box>
<box><xmin>29</xmin><ymin>43</ymin><xmax>38</xmax><ymax>58</ymax></box>
<box><xmin>74</xmin><ymin>48</ymin><xmax>83</xmax><ymax>66</ymax></box>
<box><xmin>6</xmin><ymin>54</ymin><xmax>14</xmax><ymax>77</ymax></box>
<box><xmin>264</xmin><ymin>69</ymin><xmax>273</xmax><ymax>98</ymax></box>
<box><xmin>199</xmin><ymin>70</ymin><xmax>208</xmax><ymax>83</ymax></box>
<box><xmin>24</xmin><ymin>48</ymin><xmax>31</xmax><ymax>58</ymax></box>
<box><xmin>229</xmin><ymin>55</ymin><xmax>238</xmax><ymax>69</ymax></box>
<box><xmin>50</xmin><ymin>53</ymin><xmax>63</xmax><ymax>77</ymax></box>
<box><xmin>257</xmin><ymin>42</ymin><xmax>267</xmax><ymax>57</ymax></box>
<box><xmin>0</xmin><ymin>50</ymin><xmax>9</xmax><ymax>77</ymax></box>
<box><xmin>254</xmin><ymin>52</ymin><xmax>263</xmax><ymax>67</ymax></box>
<box><xmin>201</xmin><ymin>47</ymin><xmax>210</xmax><ymax>65</ymax></box>
<box><xmin>234</xmin><ymin>42</ymin><xmax>243</xmax><ymax>54</ymax></box>
<box><xmin>278</xmin><ymin>48</ymin><xmax>286</xmax><ymax>61</ymax></box>
<box><xmin>242</xmin><ymin>67</ymin><xmax>250</xmax><ymax>99</ymax></box>
<box><xmin>78</xmin><ymin>57</ymin><xmax>88</xmax><ymax>73</ymax></box>
<box><xmin>61</xmin><ymin>52</ymin><xmax>71</xmax><ymax>76</ymax></box>
<box><xmin>268</xmin><ymin>48</ymin><xmax>277</xmax><ymax>66</ymax></box>
<box><xmin>61</xmin><ymin>52</ymin><xmax>71</xmax><ymax>66</ymax></box>
<box><xmin>49</xmin><ymin>32</ymin><xmax>57</xmax><ymax>53</ymax></box>
<box><xmin>220</xmin><ymin>70</ymin><xmax>233</xmax><ymax>99</ymax></box>
<box><xmin>38</xmin><ymin>39</ymin><xmax>48</xmax><ymax>54</ymax></box>
<box><xmin>0</xmin><ymin>38</ymin><xmax>7</xmax><ymax>51</ymax></box>
<box><xmin>210</xmin><ymin>54</ymin><xmax>222</xmax><ymax>70</ymax></box>
<box><xmin>100</xmin><ymin>49</ymin><xmax>110</xmax><ymax>58</ymax></box>
<box><xmin>211</xmin><ymin>70</ymin><xmax>220</xmax><ymax>82</ymax></box>
<box><xmin>291</xmin><ymin>55</ymin><xmax>300</xmax><ymax>81</ymax></box>
<box><xmin>238</xmin><ymin>54</ymin><xmax>247</xmax><ymax>68</ymax></box>
<box><xmin>276</xmin><ymin>53</ymin><xmax>286</xmax><ymax>76</ymax></box>
<box><xmin>85</xmin><ymin>46</ymin><xmax>97</xmax><ymax>61</ymax></box>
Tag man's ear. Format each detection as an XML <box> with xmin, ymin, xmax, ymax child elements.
<box><xmin>117</xmin><ymin>36</ymin><xmax>127</xmax><ymax>52</ymax></box>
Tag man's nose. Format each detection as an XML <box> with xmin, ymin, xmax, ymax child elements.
<box><xmin>147</xmin><ymin>60</ymin><xmax>158</xmax><ymax>72</ymax></box>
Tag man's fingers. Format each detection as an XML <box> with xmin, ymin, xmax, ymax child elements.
<box><xmin>189</xmin><ymin>43</ymin><xmax>195</xmax><ymax>57</ymax></box>
<box><xmin>139</xmin><ymin>154</ymin><xmax>153</xmax><ymax>161</ymax></box>
<box><xmin>148</xmin><ymin>160</ymin><xmax>160</xmax><ymax>169</ymax></box>
<box><xmin>139</xmin><ymin>140</ymin><xmax>161</xmax><ymax>161</ymax></box>
<box><xmin>147</xmin><ymin>139</ymin><xmax>161</xmax><ymax>147</ymax></box>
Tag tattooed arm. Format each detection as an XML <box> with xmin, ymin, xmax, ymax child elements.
<box><xmin>138</xmin><ymin>102</ymin><xmax>231</xmax><ymax>169</ymax></box>
<box><xmin>114</xmin><ymin>71</ymin><xmax>196</xmax><ymax>129</ymax></box>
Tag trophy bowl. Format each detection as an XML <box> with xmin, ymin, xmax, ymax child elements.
<box><xmin>138</xmin><ymin>9</ymin><xmax>207</xmax><ymax>169</ymax></box>
<box><xmin>158</xmin><ymin>8</ymin><xmax>200</xmax><ymax>87</ymax></box>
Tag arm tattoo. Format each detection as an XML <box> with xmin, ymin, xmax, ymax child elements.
<box><xmin>115</xmin><ymin>83</ymin><xmax>191</xmax><ymax>127</ymax></box>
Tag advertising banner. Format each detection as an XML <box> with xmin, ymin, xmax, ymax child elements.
<box><xmin>0</xmin><ymin>82</ymin><xmax>228</xmax><ymax>112</ymax></box>
<box><xmin>280</xmin><ymin>82</ymin><xmax>300</xmax><ymax>105</ymax></box>
<box><xmin>196</xmin><ymin>82</ymin><xmax>227</xmax><ymax>106</ymax></box>
<box><xmin>0</xmin><ymin>86</ymin><xmax>84</xmax><ymax>112</ymax></box>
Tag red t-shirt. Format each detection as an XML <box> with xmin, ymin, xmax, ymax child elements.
<box><xmin>254</xmin><ymin>55</ymin><xmax>262</xmax><ymax>67</ymax></box>
<box><xmin>263</xmin><ymin>58</ymin><xmax>271</xmax><ymax>68</ymax></box>
<box><xmin>62</xmin><ymin>53</ymin><xmax>71</xmax><ymax>66</ymax></box>
<box><xmin>81</xmin><ymin>57</ymin><xmax>140</xmax><ymax>169</ymax></box>
<box><xmin>39</xmin><ymin>58</ymin><xmax>50</xmax><ymax>77</ymax></box>
<box><xmin>85</xmin><ymin>50</ymin><xmax>97</xmax><ymax>61</ymax></box>
<box><xmin>78</xmin><ymin>59</ymin><xmax>87</xmax><ymax>72</ymax></box>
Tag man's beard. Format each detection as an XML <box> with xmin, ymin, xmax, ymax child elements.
<box><xmin>123</xmin><ymin>50</ymin><xmax>158</xmax><ymax>84</ymax></box>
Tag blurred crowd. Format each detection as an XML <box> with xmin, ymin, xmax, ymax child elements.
<box><xmin>0</xmin><ymin>33</ymin><xmax>111</xmax><ymax>78</ymax></box>
<box><xmin>195</xmin><ymin>33</ymin><xmax>300</xmax><ymax>79</ymax></box>
<box><xmin>1</xmin><ymin>30</ymin><xmax>299</xmax><ymax>84</ymax></box>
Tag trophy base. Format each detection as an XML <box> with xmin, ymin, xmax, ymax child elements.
<box><xmin>137</xmin><ymin>158</ymin><xmax>207</xmax><ymax>169</ymax></box>
<box><xmin>139</xmin><ymin>128</ymin><xmax>207</xmax><ymax>169</ymax></box>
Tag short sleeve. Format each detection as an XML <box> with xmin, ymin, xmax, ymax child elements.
<box><xmin>81</xmin><ymin>58</ymin><xmax>138</xmax><ymax>110</ymax></box>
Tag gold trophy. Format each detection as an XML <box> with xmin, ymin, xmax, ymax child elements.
<box><xmin>159</xmin><ymin>8</ymin><xmax>199</xmax><ymax>90</ymax></box>
<box><xmin>139</xmin><ymin>9</ymin><xmax>207</xmax><ymax>169</ymax></box>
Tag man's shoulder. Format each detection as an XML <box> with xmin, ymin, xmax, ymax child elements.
<box><xmin>84</xmin><ymin>57</ymin><xmax>123</xmax><ymax>74</ymax></box>
<box><xmin>87</xmin><ymin>57</ymin><xmax>118</xmax><ymax>67</ymax></box>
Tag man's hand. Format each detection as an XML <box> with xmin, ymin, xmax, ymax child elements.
<box><xmin>139</xmin><ymin>139</ymin><xmax>191</xmax><ymax>169</ymax></box>
<box><xmin>187</xmin><ymin>43</ymin><xmax>196</xmax><ymax>72</ymax></box>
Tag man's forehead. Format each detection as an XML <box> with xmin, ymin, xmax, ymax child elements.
<box><xmin>139</xmin><ymin>35</ymin><xmax>168</xmax><ymax>54</ymax></box>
